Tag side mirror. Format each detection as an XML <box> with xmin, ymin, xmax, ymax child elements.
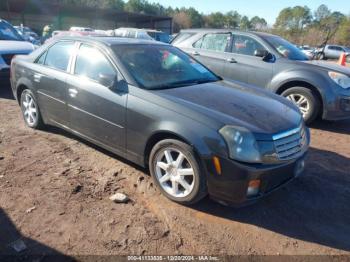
<box><xmin>254</xmin><ymin>49</ymin><xmax>269</xmax><ymax>58</ymax></box>
<box><xmin>98</xmin><ymin>73</ymin><xmax>115</xmax><ymax>88</ymax></box>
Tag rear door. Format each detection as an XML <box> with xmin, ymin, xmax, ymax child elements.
<box><xmin>224</xmin><ymin>34</ymin><xmax>273</xmax><ymax>87</ymax></box>
<box><xmin>66</xmin><ymin>43</ymin><xmax>127</xmax><ymax>155</ymax></box>
<box><xmin>34</xmin><ymin>41</ymin><xmax>75</xmax><ymax>126</ymax></box>
<box><xmin>188</xmin><ymin>32</ymin><xmax>232</xmax><ymax>76</ymax></box>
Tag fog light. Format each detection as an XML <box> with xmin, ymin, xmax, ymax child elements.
<box><xmin>247</xmin><ymin>179</ymin><xmax>261</xmax><ymax>197</ymax></box>
<box><xmin>340</xmin><ymin>98</ymin><xmax>350</xmax><ymax>111</ymax></box>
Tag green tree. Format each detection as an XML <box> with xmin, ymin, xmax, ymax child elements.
<box><xmin>205</xmin><ymin>12</ymin><xmax>225</xmax><ymax>28</ymax></box>
<box><xmin>239</xmin><ymin>16</ymin><xmax>251</xmax><ymax>30</ymax></box>
<box><xmin>314</xmin><ymin>4</ymin><xmax>331</xmax><ymax>22</ymax></box>
<box><xmin>250</xmin><ymin>16</ymin><xmax>267</xmax><ymax>30</ymax></box>
<box><xmin>225</xmin><ymin>11</ymin><xmax>241</xmax><ymax>28</ymax></box>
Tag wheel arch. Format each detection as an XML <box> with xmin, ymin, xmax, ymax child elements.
<box><xmin>143</xmin><ymin>131</ymin><xmax>201</xmax><ymax>168</ymax></box>
<box><xmin>16</xmin><ymin>84</ymin><xmax>29</xmax><ymax>105</ymax></box>
<box><xmin>276</xmin><ymin>80</ymin><xmax>324</xmax><ymax>117</ymax></box>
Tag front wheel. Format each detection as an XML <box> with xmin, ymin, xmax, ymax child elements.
<box><xmin>282</xmin><ymin>87</ymin><xmax>320</xmax><ymax>124</ymax></box>
<box><xmin>149</xmin><ymin>139</ymin><xmax>207</xmax><ymax>205</ymax></box>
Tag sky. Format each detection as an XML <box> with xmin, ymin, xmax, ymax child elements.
<box><xmin>153</xmin><ymin>0</ymin><xmax>349</xmax><ymax>25</ymax></box>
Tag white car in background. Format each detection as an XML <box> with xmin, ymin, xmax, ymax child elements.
<box><xmin>0</xmin><ymin>19</ymin><xmax>35</xmax><ymax>83</ymax></box>
<box><xmin>298</xmin><ymin>45</ymin><xmax>315</xmax><ymax>59</ymax></box>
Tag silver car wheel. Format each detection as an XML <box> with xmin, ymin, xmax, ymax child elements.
<box><xmin>287</xmin><ymin>94</ymin><xmax>310</xmax><ymax>117</ymax></box>
<box><xmin>22</xmin><ymin>92</ymin><xmax>38</xmax><ymax>126</ymax></box>
<box><xmin>154</xmin><ymin>148</ymin><xmax>195</xmax><ymax>198</ymax></box>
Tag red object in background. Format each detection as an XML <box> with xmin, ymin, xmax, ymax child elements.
<box><xmin>338</xmin><ymin>53</ymin><xmax>347</xmax><ymax>66</ymax></box>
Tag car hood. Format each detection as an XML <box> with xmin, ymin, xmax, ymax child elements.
<box><xmin>0</xmin><ymin>40</ymin><xmax>34</xmax><ymax>53</ymax></box>
<box><xmin>301</xmin><ymin>60</ymin><xmax>350</xmax><ymax>75</ymax></box>
<box><xmin>155</xmin><ymin>80</ymin><xmax>302</xmax><ymax>138</ymax></box>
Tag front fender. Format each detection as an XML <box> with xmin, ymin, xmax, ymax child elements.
<box><xmin>125</xmin><ymin>91</ymin><xmax>228</xmax><ymax>167</ymax></box>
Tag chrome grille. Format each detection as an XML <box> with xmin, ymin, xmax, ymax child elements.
<box><xmin>273</xmin><ymin>124</ymin><xmax>307</xmax><ymax>160</ymax></box>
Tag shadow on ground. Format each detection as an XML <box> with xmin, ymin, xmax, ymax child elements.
<box><xmin>310</xmin><ymin>119</ymin><xmax>350</xmax><ymax>135</ymax></box>
<box><xmin>0</xmin><ymin>209</ymin><xmax>73</xmax><ymax>261</ymax></box>
<box><xmin>193</xmin><ymin>147</ymin><xmax>350</xmax><ymax>252</ymax></box>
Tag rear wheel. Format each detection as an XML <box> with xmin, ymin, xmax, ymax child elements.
<box><xmin>20</xmin><ymin>89</ymin><xmax>44</xmax><ymax>129</ymax></box>
<box><xmin>282</xmin><ymin>87</ymin><xmax>320</xmax><ymax>124</ymax></box>
<box><xmin>149</xmin><ymin>139</ymin><xmax>207</xmax><ymax>205</ymax></box>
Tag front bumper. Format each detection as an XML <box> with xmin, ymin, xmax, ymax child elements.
<box><xmin>205</xmin><ymin>154</ymin><xmax>306</xmax><ymax>206</ymax></box>
<box><xmin>323</xmin><ymin>95</ymin><xmax>350</xmax><ymax>120</ymax></box>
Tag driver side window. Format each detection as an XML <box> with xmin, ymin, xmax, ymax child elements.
<box><xmin>232</xmin><ymin>35</ymin><xmax>266</xmax><ymax>56</ymax></box>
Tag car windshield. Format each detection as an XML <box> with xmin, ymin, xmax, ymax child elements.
<box><xmin>264</xmin><ymin>36</ymin><xmax>309</xmax><ymax>61</ymax></box>
<box><xmin>113</xmin><ymin>45</ymin><xmax>219</xmax><ymax>90</ymax></box>
<box><xmin>0</xmin><ymin>21</ymin><xmax>24</xmax><ymax>41</ymax></box>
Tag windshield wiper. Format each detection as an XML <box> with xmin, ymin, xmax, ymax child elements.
<box><xmin>149</xmin><ymin>78</ymin><xmax>218</xmax><ymax>90</ymax></box>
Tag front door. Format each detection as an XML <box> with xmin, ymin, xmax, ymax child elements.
<box><xmin>224</xmin><ymin>34</ymin><xmax>273</xmax><ymax>87</ymax></box>
<box><xmin>66</xmin><ymin>43</ymin><xmax>127</xmax><ymax>155</ymax></box>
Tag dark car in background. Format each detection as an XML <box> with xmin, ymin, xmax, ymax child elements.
<box><xmin>11</xmin><ymin>37</ymin><xmax>308</xmax><ymax>206</ymax></box>
<box><xmin>0</xmin><ymin>19</ymin><xmax>35</xmax><ymax>83</ymax></box>
<box><xmin>173</xmin><ymin>29</ymin><xmax>350</xmax><ymax>124</ymax></box>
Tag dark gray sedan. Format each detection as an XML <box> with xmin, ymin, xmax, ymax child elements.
<box><xmin>173</xmin><ymin>29</ymin><xmax>350</xmax><ymax>124</ymax></box>
<box><xmin>10</xmin><ymin>37</ymin><xmax>309</xmax><ymax>205</ymax></box>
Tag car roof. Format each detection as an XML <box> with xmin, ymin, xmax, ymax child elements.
<box><xmin>56</xmin><ymin>36</ymin><xmax>167</xmax><ymax>46</ymax></box>
<box><xmin>179</xmin><ymin>28</ymin><xmax>276</xmax><ymax>38</ymax></box>
<box><xmin>116</xmin><ymin>27</ymin><xmax>163</xmax><ymax>33</ymax></box>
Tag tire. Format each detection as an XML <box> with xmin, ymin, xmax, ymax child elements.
<box><xmin>20</xmin><ymin>89</ymin><xmax>45</xmax><ymax>129</ymax></box>
<box><xmin>282</xmin><ymin>87</ymin><xmax>321</xmax><ymax>124</ymax></box>
<box><xmin>149</xmin><ymin>139</ymin><xmax>207</xmax><ymax>205</ymax></box>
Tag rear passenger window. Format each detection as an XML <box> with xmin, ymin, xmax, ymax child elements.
<box><xmin>44</xmin><ymin>41</ymin><xmax>74</xmax><ymax>71</ymax></box>
<box><xmin>74</xmin><ymin>44</ymin><xmax>116</xmax><ymax>85</ymax></box>
<box><xmin>193</xmin><ymin>33</ymin><xmax>231</xmax><ymax>52</ymax></box>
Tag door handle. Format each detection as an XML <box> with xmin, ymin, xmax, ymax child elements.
<box><xmin>33</xmin><ymin>73</ymin><xmax>44</xmax><ymax>82</ymax></box>
<box><xmin>33</xmin><ymin>73</ymin><xmax>55</xmax><ymax>82</ymax></box>
<box><xmin>192</xmin><ymin>51</ymin><xmax>200</xmax><ymax>56</ymax></box>
<box><xmin>226</xmin><ymin>57</ymin><xmax>237</xmax><ymax>63</ymax></box>
<box><xmin>68</xmin><ymin>88</ymin><xmax>78</xmax><ymax>98</ymax></box>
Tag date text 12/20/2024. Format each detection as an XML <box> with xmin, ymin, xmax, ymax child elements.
<box><xmin>127</xmin><ymin>256</ymin><xmax>220</xmax><ymax>261</ymax></box>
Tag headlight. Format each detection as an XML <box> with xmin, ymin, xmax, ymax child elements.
<box><xmin>219</xmin><ymin>125</ymin><xmax>261</xmax><ymax>163</ymax></box>
<box><xmin>328</xmin><ymin>71</ymin><xmax>350</xmax><ymax>89</ymax></box>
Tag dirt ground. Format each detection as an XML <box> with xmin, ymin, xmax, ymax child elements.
<box><xmin>1</xmin><ymin>84</ymin><xmax>350</xmax><ymax>259</ymax></box>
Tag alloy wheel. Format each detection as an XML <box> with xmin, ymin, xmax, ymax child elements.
<box><xmin>154</xmin><ymin>148</ymin><xmax>195</xmax><ymax>198</ymax></box>
<box><xmin>22</xmin><ymin>92</ymin><xmax>38</xmax><ymax>126</ymax></box>
<box><xmin>287</xmin><ymin>94</ymin><xmax>310</xmax><ymax>117</ymax></box>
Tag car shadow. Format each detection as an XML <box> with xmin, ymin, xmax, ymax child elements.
<box><xmin>0</xmin><ymin>208</ymin><xmax>73</xmax><ymax>261</ymax></box>
<box><xmin>44</xmin><ymin>125</ymin><xmax>147</xmax><ymax>173</ymax></box>
<box><xmin>192</xmin><ymin>147</ymin><xmax>350</xmax><ymax>251</ymax></box>
<box><xmin>0</xmin><ymin>82</ymin><xmax>15</xmax><ymax>100</ymax></box>
<box><xmin>310</xmin><ymin>119</ymin><xmax>350</xmax><ymax>135</ymax></box>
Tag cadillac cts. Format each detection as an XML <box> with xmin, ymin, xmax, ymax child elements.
<box><xmin>10</xmin><ymin>37</ymin><xmax>309</xmax><ymax>205</ymax></box>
